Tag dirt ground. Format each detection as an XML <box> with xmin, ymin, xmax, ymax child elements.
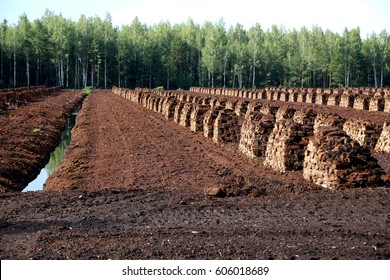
<box><xmin>0</xmin><ymin>90</ymin><xmax>389</xmax><ymax>259</ymax></box>
<box><xmin>0</xmin><ymin>90</ymin><xmax>84</xmax><ymax>191</ymax></box>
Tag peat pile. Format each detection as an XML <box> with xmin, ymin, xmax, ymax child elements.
<box><xmin>0</xmin><ymin>86</ymin><xmax>61</xmax><ymax>113</ymax></box>
<box><xmin>303</xmin><ymin>126</ymin><xmax>388</xmax><ymax>189</ymax></box>
<box><xmin>112</xmin><ymin>86</ymin><xmax>389</xmax><ymax>190</ymax></box>
<box><xmin>0</xmin><ymin>90</ymin><xmax>85</xmax><ymax>192</ymax></box>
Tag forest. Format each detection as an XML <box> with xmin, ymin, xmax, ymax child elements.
<box><xmin>0</xmin><ymin>10</ymin><xmax>389</xmax><ymax>90</ymax></box>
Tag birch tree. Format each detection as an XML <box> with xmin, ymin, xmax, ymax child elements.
<box><xmin>248</xmin><ymin>23</ymin><xmax>264</xmax><ymax>88</ymax></box>
<box><xmin>0</xmin><ymin>20</ymin><xmax>8</xmax><ymax>87</ymax></box>
<box><xmin>202</xmin><ymin>21</ymin><xmax>225</xmax><ymax>87</ymax></box>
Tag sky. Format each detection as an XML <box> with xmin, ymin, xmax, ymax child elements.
<box><xmin>0</xmin><ymin>0</ymin><xmax>389</xmax><ymax>37</ymax></box>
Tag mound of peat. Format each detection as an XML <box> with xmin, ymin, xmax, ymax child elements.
<box><xmin>0</xmin><ymin>90</ymin><xmax>85</xmax><ymax>192</ymax></box>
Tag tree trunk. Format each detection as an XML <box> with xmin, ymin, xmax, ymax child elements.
<box><xmin>13</xmin><ymin>51</ymin><xmax>16</xmax><ymax>87</ymax></box>
<box><xmin>1</xmin><ymin>49</ymin><xmax>3</xmax><ymax>82</ymax></box>
<box><xmin>380</xmin><ymin>58</ymin><xmax>384</xmax><ymax>88</ymax></box>
<box><xmin>312</xmin><ymin>65</ymin><xmax>316</xmax><ymax>88</ymax></box>
<box><xmin>223</xmin><ymin>60</ymin><xmax>227</xmax><ymax>88</ymax></box>
<box><xmin>82</xmin><ymin>60</ymin><xmax>86</xmax><ymax>88</ymax></box>
<box><xmin>91</xmin><ymin>60</ymin><xmax>94</xmax><ymax>88</ymax></box>
<box><xmin>26</xmin><ymin>54</ymin><xmax>30</xmax><ymax>86</ymax></box>
<box><xmin>373</xmin><ymin>62</ymin><xmax>378</xmax><ymax>88</ymax></box>
<box><xmin>62</xmin><ymin>58</ymin><xmax>64</xmax><ymax>87</ymax></box>
<box><xmin>66</xmin><ymin>56</ymin><xmax>69</xmax><ymax>88</ymax></box>
<box><xmin>252</xmin><ymin>60</ymin><xmax>256</xmax><ymax>89</ymax></box>
<box><xmin>104</xmin><ymin>56</ymin><xmax>107</xmax><ymax>89</ymax></box>
<box><xmin>198</xmin><ymin>49</ymin><xmax>202</xmax><ymax>86</ymax></box>
<box><xmin>56</xmin><ymin>61</ymin><xmax>60</xmax><ymax>86</ymax></box>
<box><xmin>238</xmin><ymin>72</ymin><xmax>243</xmax><ymax>89</ymax></box>
<box><xmin>85</xmin><ymin>54</ymin><xmax>88</xmax><ymax>88</ymax></box>
<box><xmin>149</xmin><ymin>62</ymin><xmax>152</xmax><ymax>89</ymax></box>
<box><xmin>36</xmin><ymin>58</ymin><xmax>40</xmax><ymax>85</ymax></box>
<box><xmin>97</xmin><ymin>65</ymin><xmax>100</xmax><ymax>89</ymax></box>
<box><xmin>118</xmin><ymin>59</ymin><xmax>120</xmax><ymax>88</ymax></box>
<box><xmin>166</xmin><ymin>66</ymin><xmax>170</xmax><ymax>90</ymax></box>
<box><xmin>75</xmin><ymin>58</ymin><xmax>78</xmax><ymax>88</ymax></box>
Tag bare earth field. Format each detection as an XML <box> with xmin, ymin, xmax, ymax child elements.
<box><xmin>0</xmin><ymin>90</ymin><xmax>389</xmax><ymax>259</ymax></box>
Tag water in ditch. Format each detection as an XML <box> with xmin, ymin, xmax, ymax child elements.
<box><xmin>23</xmin><ymin>109</ymin><xmax>79</xmax><ymax>192</ymax></box>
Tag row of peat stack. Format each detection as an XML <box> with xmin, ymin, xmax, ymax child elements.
<box><xmin>190</xmin><ymin>86</ymin><xmax>390</xmax><ymax>113</ymax></box>
<box><xmin>112</xmin><ymin>87</ymin><xmax>389</xmax><ymax>189</ymax></box>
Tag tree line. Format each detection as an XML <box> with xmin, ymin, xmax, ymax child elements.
<box><xmin>0</xmin><ymin>10</ymin><xmax>389</xmax><ymax>90</ymax></box>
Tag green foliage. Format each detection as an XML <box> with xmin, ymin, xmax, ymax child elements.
<box><xmin>0</xmin><ymin>11</ymin><xmax>389</xmax><ymax>89</ymax></box>
<box><xmin>154</xmin><ymin>86</ymin><xmax>164</xmax><ymax>91</ymax></box>
<box><xmin>83</xmin><ymin>86</ymin><xmax>92</xmax><ymax>95</ymax></box>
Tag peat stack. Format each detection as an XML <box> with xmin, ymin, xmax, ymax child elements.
<box><xmin>313</xmin><ymin>113</ymin><xmax>346</xmax><ymax>135</ymax></box>
<box><xmin>279</xmin><ymin>91</ymin><xmax>290</xmax><ymax>102</ymax></box>
<box><xmin>263</xmin><ymin>119</ymin><xmax>312</xmax><ymax>173</ymax></box>
<box><xmin>162</xmin><ymin>97</ymin><xmax>178</xmax><ymax>120</ymax></box>
<box><xmin>340</xmin><ymin>92</ymin><xmax>356</xmax><ymax>108</ymax></box>
<box><xmin>190</xmin><ymin>104</ymin><xmax>210</xmax><ymax>132</ymax></box>
<box><xmin>343</xmin><ymin>118</ymin><xmax>382</xmax><ymax>149</ymax></box>
<box><xmin>375</xmin><ymin>123</ymin><xmax>390</xmax><ymax>154</ymax></box>
<box><xmin>234</xmin><ymin>100</ymin><xmax>249</xmax><ymax>116</ymax></box>
<box><xmin>239</xmin><ymin>112</ymin><xmax>275</xmax><ymax>159</ymax></box>
<box><xmin>327</xmin><ymin>93</ymin><xmax>342</xmax><ymax>106</ymax></box>
<box><xmin>259</xmin><ymin>104</ymin><xmax>279</xmax><ymax>116</ymax></box>
<box><xmin>179</xmin><ymin>103</ymin><xmax>194</xmax><ymax>128</ymax></box>
<box><xmin>293</xmin><ymin>109</ymin><xmax>317</xmax><ymax>127</ymax></box>
<box><xmin>315</xmin><ymin>92</ymin><xmax>329</xmax><ymax>105</ymax></box>
<box><xmin>213</xmin><ymin>109</ymin><xmax>240</xmax><ymax>144</ymax></box>
<box><xmin>369</xmin><ymin>95</ymin><xmax>385</xmax><ymax>112</ymax></box>
<box><xmin>275</xmin><ymin>106</ymin><xmax>296</xmax><ymax>122</ymax></box>
<box><xmin>226</xmin><ymin>100</ymin><xmax>238</xmax><ymax>110</ymax></box>
<box><xmin>305</xmin><ymin>90</ymin><xmax>316</xmax><ymax>104</ymax></box>
<box><xmin>203</xmin><ymin>107</ymin><xmax>222</xmax><ymax>138</ymax></box>
<box><xmin>173</xmin><ymin>102</ymin><xmax>185</xmax><ymax>123</ymax></box>
<box><xmin>353</xmin><ymin>95</ymin><xmax>371</xmax><ymax>110</ymax></box>
<box><xmin>303</xmin><ymin>126</ymin><xmax>387</xmax><ymax>189</ymax></box>
<box><xmin>245</xmin><ymin>102</ymin><xmax>263</xmax><ymax>118</ymax></box>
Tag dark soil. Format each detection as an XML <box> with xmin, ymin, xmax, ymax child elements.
<box><xmin>0</xmin><ymin>90</ymin><xmax>85</xmax><ymax>191</ymax></box>
<box><xmin>0</xmin><ymin>90</ymin><xmax>389</xmax><ymax>259</ymax></box>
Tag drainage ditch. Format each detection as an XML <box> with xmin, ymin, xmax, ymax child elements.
<box><xmin>23</xmin><ymin>106</ymin><xmax>81</xmax><ymax>192</ymax></box>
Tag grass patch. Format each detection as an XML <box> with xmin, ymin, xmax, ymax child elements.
<box><xmin>83</xmin><ymin>86</ymin><xmax>92</xmax><ymax>95</ymax></box>
<box><xmin>154</xmin><ymin>86</ymin><xmax>164</xmax><ymax>91</ymax></box>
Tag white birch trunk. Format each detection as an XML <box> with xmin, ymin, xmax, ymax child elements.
<box><xmin>66</xmin><ymin>56</ymin><xmax>69</xmax><ymax>88</ymax></box>
<box><xmin>90</xmin><ymin>58</ymin><xmax>94</xmax><ymax>88</ymax></box>
<box><xmin>26</xmin><ymin>54</ymin><xmax>29</xmax><ymax>86</ymax></box>
<box><xmin>380</xmin><ymin>59</ymin><xmax>384</xmax><ymax>88</ymax></box>
<box><xmin>61</xmin><ymin>57</ymin><xmax>65</xmax><ymax>87</ymax></box>
<box><xmin>373</xmin><ymin>62</ymin><xmax>378</xmax><ymax>88</ymax></box>
<box><xmin>238</xmin><ymin>72</ymin><xmax>243</xmax><ymax>89</ymax></box>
